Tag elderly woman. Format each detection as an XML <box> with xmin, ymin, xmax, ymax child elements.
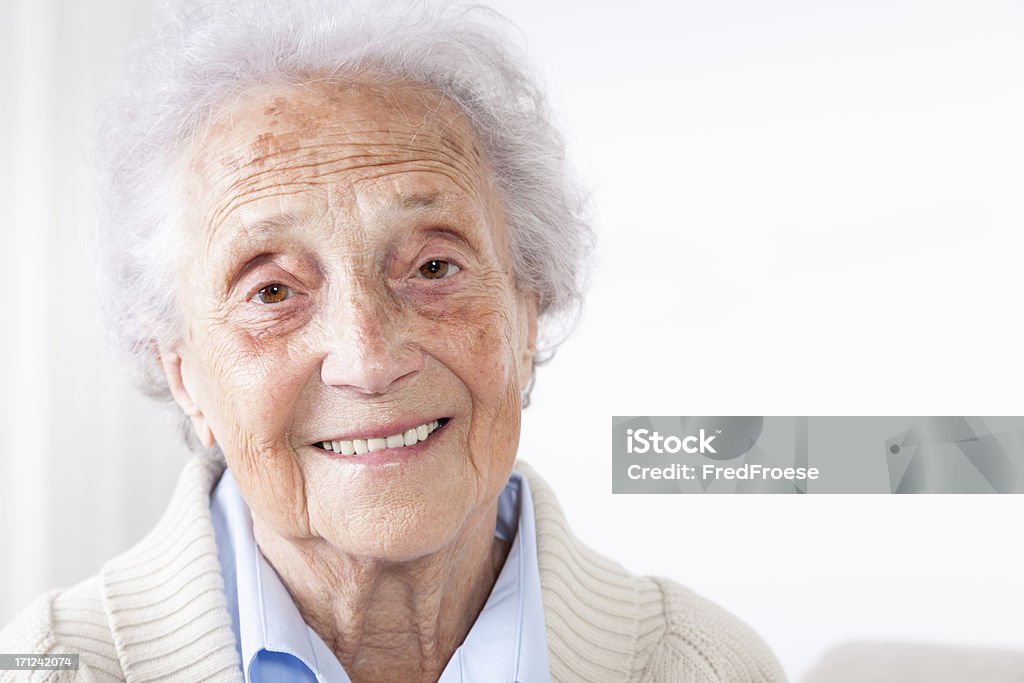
<box><xmin>1</xmin><ymin>1</ymin><xmax>785</xmax><ymax>681</ymax></box>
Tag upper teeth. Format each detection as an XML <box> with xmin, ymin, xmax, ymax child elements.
<box><xmin>321</xmin><ymin>420</ymin><xmax>441</xmax><ymax>456</ymax></box>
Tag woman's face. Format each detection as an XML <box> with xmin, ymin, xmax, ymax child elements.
<box><xmin>163</xmin><ymin>81</ymin><xmax>537</xmax><ymax>560</ymax></box>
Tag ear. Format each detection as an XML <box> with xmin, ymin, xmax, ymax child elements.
<box><xmin>158</xmin><ymin>349</ymin><xmax>215</xmax><ymax>449</ymax></box>
<box><xmin>517</xmin><ymin>293</ymin><xmax>539</xmax><ymax>390</ymax></box>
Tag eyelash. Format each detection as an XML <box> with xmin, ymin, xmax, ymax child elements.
<box><xmin>250</xmin><ymin>283</ymin><xmax>294</xmax><ymax>305</ymax></box>
<box><xmin>416</xmin><ymin>258</ymin><xmax>462</xmax><ymax>280</ymax></box>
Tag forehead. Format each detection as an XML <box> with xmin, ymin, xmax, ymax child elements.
<box><xmin>181</xmin><ymin>79</ymin><xmax>497</xmax><ymax>240</ymax></box>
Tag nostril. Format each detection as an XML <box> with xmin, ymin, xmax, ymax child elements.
<box><xmin>319</xmin><ymin>346</ymin><xmax>425</xmax><ymax>395</ymax></box>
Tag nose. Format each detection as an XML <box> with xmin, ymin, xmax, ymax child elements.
<box><xmin>319</xmin><ymin>285</ymin><xmax>423</xmax><ymax>395</ymax></box>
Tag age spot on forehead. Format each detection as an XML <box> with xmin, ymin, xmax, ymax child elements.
<box><xmin>186</xmin><ymin>79</ymin><xmax>500</xmax><ymax>236</ymax></box>
<box><xmin>262</xmin><ymin>95</ymin><xmax>287</xmax><ymax>117</ymax></box>
<box><xmin>210</xmin><ymin>82</ymin><xmax>477</xmax><ymax>162</ymax></box>
<box><xmin>242</xmin><ymin>130</ymin><xmax>311</xmax><ymax>170</ymax></box>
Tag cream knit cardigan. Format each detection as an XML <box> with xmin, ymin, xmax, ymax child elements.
<box><xmin>0</xmin><ymin>456</ymin><xmax>787</xmax><ymax>682</ymax></box>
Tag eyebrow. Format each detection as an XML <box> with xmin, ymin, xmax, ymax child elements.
<box><xmin>393</xmin><ymin>189</ymin><xmax>454</xmax><ymax>216</ymax></box>
<box><xmin>389</xmin><ymin>189</ymin><xmax>481</xmax><ymax>230</ymax></box>
<box><xmin>399</xmin><ymin>190</ymin><xmax>444</xmax><ymax>211</ymax></box>
<box><xmin>217</xmin><ymin>211</ymin><xmax>307</xmax><ymax>292</ymax></box>
<box><xmin>233</xmin><ymin>211</ymin><xmax>306</xmax><ymax>241</ymax></box>
<box><xmin>374</xmin><ymin>188</ymin><xmax>469</xmax><ymax>227</ymax></box>
<box><xmin>215</xmin><ymin>209</ymin><xmax>304</xmax><ymax>251</ymax></box>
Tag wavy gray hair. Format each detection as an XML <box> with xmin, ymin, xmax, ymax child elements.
<box><xmin>94</xmin><ymin>0</ymin><xmax>591</xmax><ymax>445</ymax></box>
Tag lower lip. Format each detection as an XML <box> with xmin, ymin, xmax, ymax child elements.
<box><xmin>312</xmin><ymin>422</ymin><xmax>448</xmax><ymax>466</ymax></box>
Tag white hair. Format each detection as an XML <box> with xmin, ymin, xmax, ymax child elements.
<box><xmin>93</xmin><ymin>0</ymin><xmax>591</xmax><ymax>442</ymax></box>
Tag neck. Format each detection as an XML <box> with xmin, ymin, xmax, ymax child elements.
<box><xmin>252</xmin><ymin>501</ymin><xmax>510</xmax><ymax>683</ymax></box>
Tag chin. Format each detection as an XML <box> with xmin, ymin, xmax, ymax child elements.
<box><xmin>313</xmin><ymin>491</ymin><xmax>475</xmax><ymax>563</ymax></box>
<box><xmin>335</xmin><ymin>524</ymin><xmax>468</xmax><ymax>565</ymax></box>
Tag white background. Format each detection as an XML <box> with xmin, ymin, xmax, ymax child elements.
<box><xmin>2</xmin><ymin>0</ymin><xmax>1022</xmax><ymax>679</ymax></box>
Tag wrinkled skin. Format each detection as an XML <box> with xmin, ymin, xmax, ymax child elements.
<box><xmin>159</xmin><ymin>79</ymin><xmax>538</xmax><ymax>682</ymax></box>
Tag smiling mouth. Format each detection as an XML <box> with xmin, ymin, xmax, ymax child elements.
<box><xmin>315</xmin><ymin>418</ymin><xmax>449</xmax><ymax>456</ymax></box>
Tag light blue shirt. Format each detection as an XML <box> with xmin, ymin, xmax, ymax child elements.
<box><xmin>210</xmin><ymin>468</ymin><xmax>550</xmax><ymax>683</ymax></box>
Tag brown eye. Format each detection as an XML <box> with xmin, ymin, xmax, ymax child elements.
<box><xmin>418</xmin><ymin>260</ymin><xmax>460</xmax><ymax>279</ymax></box>
<box><xmin>253</xmin><ymin>283</ymin><xmax>292</xmax><ymax>304</ymax></box>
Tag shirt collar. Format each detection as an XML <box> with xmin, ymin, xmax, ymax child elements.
<box><xmin>213</xmin><ymin>471</ymin><xmax>335</xmax><ymax>680</ymax></box>
<box><xmin>440</xmin><ymin>471</ymin><xmax>550</xmax><ymax>683</ymax></box>
<box><xmin>211</xmin><ymin>468</ymin><xmax>549</xmax><ymax>683</ymax></box>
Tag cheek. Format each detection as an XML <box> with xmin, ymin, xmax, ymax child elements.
<box><xmin>191</xmin><ymin>318</ymin><xmax>314</xmax><ymax>446</ymax></box>
<box><xmin>190</xmin><ymin>321</ymin><xmax>315</xmax><ymax>532</ymax></box>
<box><xmin>431</xmin><ymin>295</ymin><xmax>522</xmax><ymax>395</ymax></box>
<box><xmin>432</xmin><ymin>291</ymin><xmax>525</xmax><ymax>472</ymax></box>
<box><xmin>412</xmin><ymin>268</ymin><xmax>524</xmax><ymax>386</ymax></box>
